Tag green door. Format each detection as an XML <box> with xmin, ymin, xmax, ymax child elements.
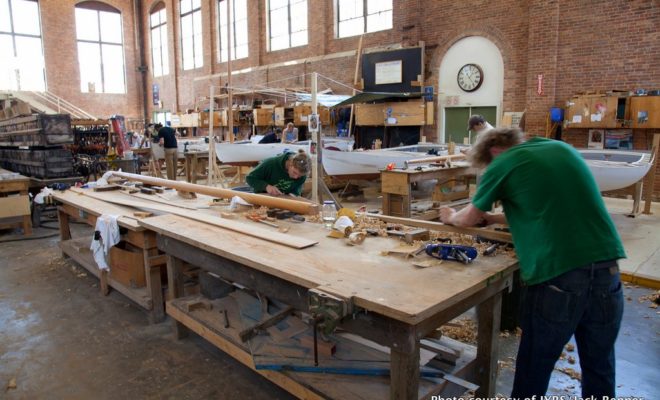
<box><xmin>445</xmin><ymin>107</ymin><xmax>470</xmax><ymax>144</ymax></box>
<box><xmin>444</xmin><ymin>106</ymin><xmax>497</xmax><ymax>144</ymax></box>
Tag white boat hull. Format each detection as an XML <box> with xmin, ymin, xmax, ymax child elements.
<box><xmin>578</xmin><ymin>149</ymin><xmax>652</xmax><ymax>192</ymax></box>
<box><xmin>321</xmin><ymin>144</ymin><xmax>455</xmax><ymax>177</ymax></box>
<box><xmin>215</xmin><ymin>137</ymin><xmax>354</xmax><ymax>164</ymax></box>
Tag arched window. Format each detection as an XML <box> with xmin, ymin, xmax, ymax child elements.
<box><xmin>217</xmin><ymin>0</ymin><xmax>248</xmax><ymax>62</ymax></box>
<box><xmin>180</xmin><ymin>0</ymin><xmax>202</xmax><ymax>70</ymax></box>
<box><xmin>75</xmin><ymin>1</ymin><xmax>126</xmax><ymax>93</ymax></box>
<box><xmin>150</xmin><ymin>2</ymin><xmax>169</xmax><ymax>76</ymax></box>
<box><xmin>0</xmin><ymin>0</ymin><xmax>46</xmax><ymax>91</ymax></box>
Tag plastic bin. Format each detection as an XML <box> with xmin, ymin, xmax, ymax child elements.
<box><xmin>550</xmin><ymin>107</ymin><xmax>564</xmax><ymax>123</ymax></box>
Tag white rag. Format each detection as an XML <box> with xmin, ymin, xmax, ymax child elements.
<box><xmin>90</xmin><ymin>214</ymin><xmax>121</xmax><ymax>270</ymax></box>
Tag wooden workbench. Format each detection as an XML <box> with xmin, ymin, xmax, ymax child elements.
<box><xmin>139</xmin><ymin>213</ymin><xmax>518</xmax><ymax>399</ymax></box>
<box><xmin>53</xmin><ymin>189</ymin><xmax>166</xmax><ymax>323</ymax></box>
<box><xmin>0</xmin><ymin>168</ymin><xmax>32</xmax><ymax>235</ymax></box>
<box><xmin>381</xmin><ymin>164</ymin><xmax>473</xmax><ymax>218</ymax></box>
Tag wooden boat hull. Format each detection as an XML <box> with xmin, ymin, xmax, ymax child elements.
<box><xmin>578</xmin><ymin>149</ymin><xmax>652</xmax><ymax>191</ymax></box>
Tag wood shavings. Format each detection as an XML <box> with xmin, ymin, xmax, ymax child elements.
<box><xmin>440</xmin><ymin>317</ymin><xmax>477</xmax><ymax>345</ymax></box>
<box><xmin>555</xmin><ymin>366</ymin><xmax>582</xmax><ymax>381</ymax></box>
<box><xmin>565</xmin><ymin>343</ymin><xmax>575</xmax><ymax>352</ymax></box>
<box><xmin>412</xmin><ymin>259</ymin><xmax>443</xmax><ymax>268</ymax></box>
<box><xmin>638</xmin><ymin>290</ymin><xmax>660</xmax><ymax>308</ymax></box>
<box><xmin>6</xmin><ymin>377</ymin><xmax>17</xmax><ymax>390</ymax></box>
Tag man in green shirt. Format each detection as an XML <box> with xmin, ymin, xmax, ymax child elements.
<box><xmin>440</xmin><ymin>128</ymin><xmax>625</xmax><ymax>399</ymax></box>
<box><xmin>246</xmin><ymin>149</ymin><xmax>311</xmax><ymax>196</ymax></box>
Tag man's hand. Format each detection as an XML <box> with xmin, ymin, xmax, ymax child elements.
<box><xmin>266</xmin><ymin>185</ymin><xmax>283</xmax><ymax>196</ymax></box>
<box><xmin>439</xmin><ymin>206</ymin><xmax>457</xmax><ymax>225</ymax></box>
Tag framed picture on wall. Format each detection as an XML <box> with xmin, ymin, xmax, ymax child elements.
<box><xmin>604</xmin><ymin>129</ymin><xmax>633</xmax><ymax>149</ymax></box>
<box><xmin>588</xmin><ymin>129</ymin><xmax>605</xmax><ymax>149</ymax></box>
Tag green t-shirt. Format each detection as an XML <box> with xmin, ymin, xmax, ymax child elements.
<box><xmin>472</xmin><ymin>137</ymin><xmax>626</xmax><ymax>285</ymax></box>
<box><xmin>246</xmin><ymin>152</ymin><xmax>306</xmax><ymax>196</ymax></box>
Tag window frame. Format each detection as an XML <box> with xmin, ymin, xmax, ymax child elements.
<box><xmin>179</xmin><ymin>0</ymin><xmax>203</xmax><ymax>70</ymax></box>
<box><xmin>217</xmin><ymin>0</ymin><xmax>248</xmax><ymax>62</ymax></box>
<box><xmin>149</xmin><ymin>3</ymin><xmax>169</xmax><ymax>77</ymax></box>
<box><xmin>266</xmin><ymin>0</ymin><xmax>308</xmax><ymax>52</ymax></box>
<box><xmin>336</xmin><ymin>0</ymin><xmax>392</xmax><ymax>39</ymax></box>
<box><xmin>0</xmin><ymin>0</ymin><xmax>46</xmax><ymax>91</ymax></box>
<box><xmin>75</xmin><ymin>2</ymin><xmax>127</xmax><ymax>94</ymax></box>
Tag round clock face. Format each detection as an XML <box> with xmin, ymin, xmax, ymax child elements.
<box><xmin>457</xmin><ymin>64</ymin><xmax>483</xmax><ymax>92</ymax></box>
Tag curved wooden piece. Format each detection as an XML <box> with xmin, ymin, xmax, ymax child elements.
<box><xmin>110</xmin><ymin>171</ymin><xmax>319</xmax><ymax>215</ymax></box>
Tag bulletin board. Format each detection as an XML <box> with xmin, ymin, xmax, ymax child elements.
<box><xmin>362</xmin><ymin>47</ymin><xmax>423</xmax><ymax>93</ymax></box>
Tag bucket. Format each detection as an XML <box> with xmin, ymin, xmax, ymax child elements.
<box><xmin>550</xmin><ymin>107</ymin><xmax>564</xmax><ymax>123</ymax></box>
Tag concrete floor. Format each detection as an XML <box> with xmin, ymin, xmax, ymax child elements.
<box><xmin>1</xmin><ymin>199</ymin><xmax>659</xmax><ymax>399</ymax></box>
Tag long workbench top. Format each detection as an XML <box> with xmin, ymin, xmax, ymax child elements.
<box><xmin>139</xmin><ymin>213</ymin><xmax>518</xmax><ymax>325</ymax></box>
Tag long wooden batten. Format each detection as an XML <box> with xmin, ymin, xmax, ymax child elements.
<box><xmin>110</xmin><ymin>171</ymin><xmax>319</xmax><ymax>215</ymax></box>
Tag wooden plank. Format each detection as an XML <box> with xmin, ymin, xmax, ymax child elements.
<box><xmin>76</xmin><ymin>189</ymin><xmax>317</xmax><ymax>249</ymax></box>
<box><xmin>0</xmin><ymin>195</ymin><xmax>30</xmax><ymax>218</ymax></box>
<box><xmin>166</xmin><ymin>302</ymin><xmax>327</xmax><ymax>400</ymax></box>
<box><xmin>53</xmin><ymin>190</ymin><xmax>142</xmax><ymax>229</ymax></box>
<box><xmin>110</xmin><ymin>171</ymin><xmax>318</xmax><ymax>215</ymax></box>
<box><xmin>364</xmin><ymin>213</ymin><xmax>513</xmax><ymax>243</ymax></box>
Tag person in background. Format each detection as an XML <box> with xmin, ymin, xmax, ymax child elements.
<box><xmin>127</xmin><ymin>131</ymin><xmax>142</xmax><ymax>149</ymax></box>
<box><xmin>439</xmin><ymin>128</ymin><xmax>625</xmax><ymax>399</ymax></box>
<box><xmin>282</xmin><ymin>122</ymin><xmax>299</xmax><ymax>143</ymax></box>
<box><xmin>246</xmin><ymin>149</ymin><xmax>310</xmax><ymax>196</ymax></box>
<box><xmin>140</xmin><ymin>124</ymin><xmax>153</xmax><ymax>149</ymax></box>
<box><xmin>259</xmin><ymin>128</ymin><xmax>282</xmax><ymax>144</ymax></box>
<box><xmin>468</xmin><ymin>114</ymin><xmax>494</xmax><ymax>138</ymax></box>
<box><xmin>154</xmin><ymin>123</ymin><xmax>178</xmax><ymax>180</ymax></box>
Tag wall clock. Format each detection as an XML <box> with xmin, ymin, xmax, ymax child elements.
<box><xmin>457</xmin><ymin>63</ymin><xmax>483</xmax><ymax>92</ymax></box>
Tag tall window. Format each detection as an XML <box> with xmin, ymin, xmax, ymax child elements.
<box><xmin>150</xmin><ymin>3</ymin><xmax>169</xmax><ymax>77</ymax></box>
<box><xmin>267</xmin><ymin>0</ymin><xmax>307</xmax><ymax>52</ymax></box>
<box><xmin>180</xmin><ymin>0</ymin><xmax>202</xmax><ymax>70</ymax></box>
<box><xmin>337</xmin><ymin>0</ymin><xmax>392</xmax><ymax>38</ymax></box>
<box><xmin>218</xmin><ymin>0</ymin><xmax>248</xmax><ymax>62</ymax></box>
<box><xmin>0</xmin><ymin>0</ymin><xmax>45</xmax><ymax>91</ymax></box>
<box><xmin>75</xmin><ymin>2</ymin><xmax>126</xmax><ymax>93</ymax></box>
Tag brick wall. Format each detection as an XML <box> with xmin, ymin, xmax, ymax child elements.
<box><xmin>39</xmin><ymin>0</ymin><xmax>143</xmax><ymax>119</ymax></box>
<box><xmin>37</xmin><ymin>0</ymin><xmax>660</xmax><ymax>197</ymax></box>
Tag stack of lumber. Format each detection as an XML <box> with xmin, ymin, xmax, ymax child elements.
<box><xmin>0</xmin><ymin>114</ymin><xmax>74</xmax><ymax>178</ymax></box>
<box><xmin>0</xmin><ymin>114</ymin><xmax>73</xmax><ymax>146</ymax></box>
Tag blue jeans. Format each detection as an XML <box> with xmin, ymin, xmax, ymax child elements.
<box><xmin>511</xmin><ymin>261</ymin><xmax>624</xmax><ymax>399</ymax></box>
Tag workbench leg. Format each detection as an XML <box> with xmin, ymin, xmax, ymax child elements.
<box><xmin>57</xmin><ymin>207</ymin><xmax>72</xmax><ymax>257</ymax></box>
<box><xmin>166</xmin><ymin>254</ymin><xmax>189</xmax><ymax>339</ymax></box>
<box><xmin>390</xmin><ymin>341</ymin><xmax>420</xmax><ymax>400</ymax></box>
<box><xmin>475</xmin><ymin>291</ymin><xmax>503</xmax><ymax>397</ymax></box>
<box><xmin>145</xmin><ymin>248</ymin><xmax>165</xmax><ymax>324</ymax></box>
<box><xmin>100</xmin><ymin>269</ymin><xmax>110</xmax><ymax>296</ymax></box>
<box><xmin>22</xmin><ymin>214</ymin><xmax>32</xmax><ymax>236</ymax></box>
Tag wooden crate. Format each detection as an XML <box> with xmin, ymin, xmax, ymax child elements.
<box><xmin>199</xmin><ymin>110</ymin><xmax>225</xmax><ymax>128</ymax></box>
<box><xmin>565</xmin><ymin>94</ymin><xmax>629</xmax><ymax>128</ymax></box>
<box><xmin>293</xmin><ymin>105</ymin><xmax>311</xmax><ymax>126</ymax></box>
<box><xmin>109</xmin><ymin>241</ymin><xmax>146</xmax><ymax>288</ymax></box>
<box><xmin>253</xmin><ymin>108</ymin><xmax>274</xmax><ymax>126</ymax></box>
<box><xmin>386</xmin><ymin>100</ymin><xmax>427</xmax><ymax>126</ymax></box>
<box><xmin>630</xmin><ymin>96</ymin><xmax>660</xmax><ymax>128</ymax></box>
<box><xmin>355</xmin><ymin>103</ymin><xmax>385</xmax><ymax>126</ymax></box>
